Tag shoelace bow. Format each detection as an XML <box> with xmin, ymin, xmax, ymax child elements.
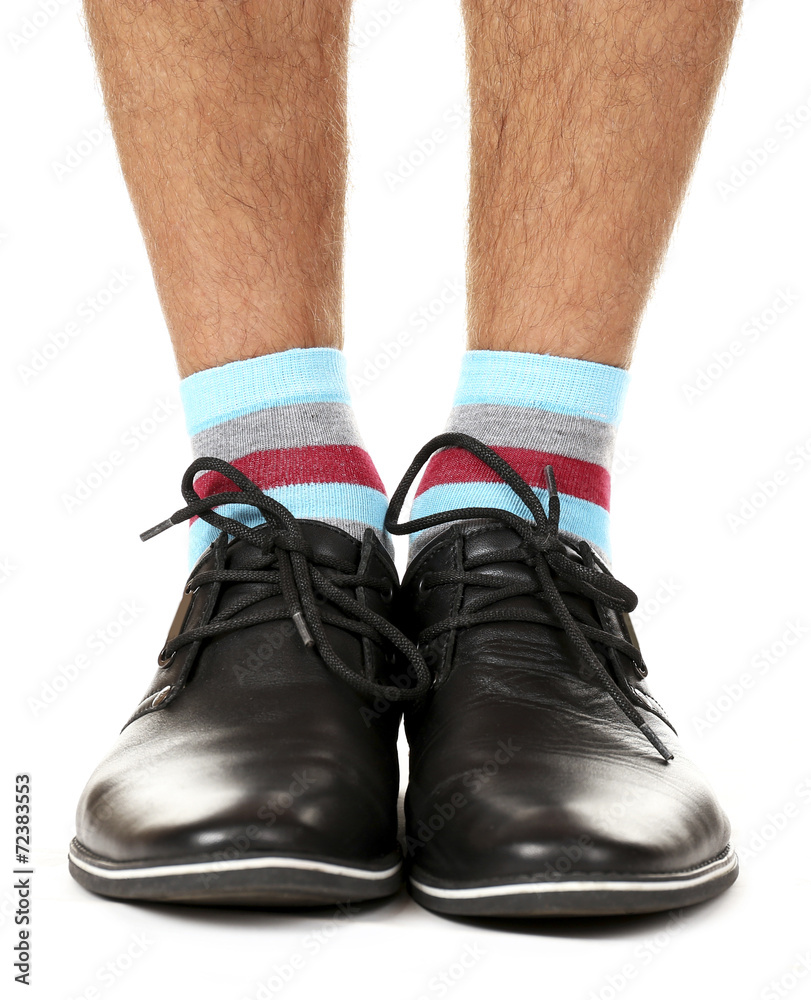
<box><xmin>385</xmin><ymin>433</ymin><xmax>673</xmax><ymax>762</ymax></box>
<box><xmin>140</xmin><ymin>457</ymin><xmax>431</xmax><ymax>703</ymax></box>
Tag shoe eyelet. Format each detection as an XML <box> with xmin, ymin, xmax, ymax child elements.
<box><xmin>184</xmin><ymin>583</ymin><xmax>200</xmax><ymax>595</ymax></box>
<box><xmin>380</xmin><ymin>583</ymin><xmax>394</xmax><ymax>603</ymax></box>
<box><xmin>157</xmin><ymin>647</ymin><xmax>176</xmax><ymax>668</ymax></box>
<box><xmin>150</xmin><ymin>685</ymin><xmax>172</xmax><ymax>708</ymax></box>
<box><xmin>417</xmin><ymin>577</ymin><xmax>431</xmax><ymax>596</ymax></box>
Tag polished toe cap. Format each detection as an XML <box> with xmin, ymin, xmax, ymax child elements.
<box><xmin>406</xmin><ymin>743</ymin><xmax>731</xmax><ymax>884</ymax></box>
<box><xmin>76</xmin><ymin>715</ymin><xmax>398</xmax><ymax>867</ymax></box>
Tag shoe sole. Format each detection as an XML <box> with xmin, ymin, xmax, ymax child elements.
<box><xmin>409</xmin><ymin>846</ymin><xmax>738</xmax><ymax>918</ymax></box>
<box><xmin>69</xmin><ymin>838</ymin><xmax>402</xmax><ymax>907</ymax></box>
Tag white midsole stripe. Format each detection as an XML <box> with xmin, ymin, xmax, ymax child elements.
<box><xmin>411</xmin><ymin>850</ymin><xmax>737</xmax><ymax>900</ymax></box>
<box><xmin>69</xmin><ymin>851</ymin><xmax>402</xmax><ymax>883</ymax></box>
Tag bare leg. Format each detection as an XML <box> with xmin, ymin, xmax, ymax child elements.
<box><xmin>83</xmin><ymin>0</ymin><xmax>350</xmax><ymax>376</ymax></box>
<box><xmin>462</xmin><ymin>0</ymin><xmax>742</xmax><ymax>367</ymax></box>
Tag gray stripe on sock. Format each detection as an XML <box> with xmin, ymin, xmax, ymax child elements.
<box><xmin>189</xmin><ymin>402</ymin><xmax>388</xmax><ymax>549</ymax></box>
<box><xmin>191</xmin><ymin>402</ymin><xmax>362</xmax><ymax>461</ymax></box>
<box><xmin>408</xmin><ymin>403</ymin><xmax>616</xmax><ymax>564</ymax></box>
<box><xmin>447</xmin><ymin>404</ymin><xmax>615</xmax><ymax>467</ymax></box>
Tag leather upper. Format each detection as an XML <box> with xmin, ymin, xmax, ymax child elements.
<box><xmin>400</xmin><ymin>523</ymin><xmax>732</xmax><ymax>885</ymax></box>
<box><xmin>75</xmin><ymin>523</ymin><xmax>404</xmax><ymax>868</ymax></box>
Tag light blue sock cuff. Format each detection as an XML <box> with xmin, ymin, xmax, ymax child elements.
<box><xmin>180</xmin><ymin>348</ymin><xmax>350</xmax><ymax>436</ymax></box>
<box><xmin>454</xmin><ymin>350</ymin><xmax>630</xmax><ymax>426</ymax></box>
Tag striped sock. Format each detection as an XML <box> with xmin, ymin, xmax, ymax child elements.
<box><xmin>410</xmin><ymin>350</ymin><xmax>630</xmax><ymax>560</ymax></box>
<box><xmin>180</xmin><ymin>348</ymin><xmax>389</xmax><ymax>566</ymax></box>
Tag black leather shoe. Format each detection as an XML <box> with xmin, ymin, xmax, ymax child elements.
<box><xmin>386</xmin><ymin>434</ymin><xmax>738</xmax><ymax>918</ymax></box>
<box><xmin>70</xmin><ymin>458</ymin><xmax>430</xmax><ymax>906</ymax></box>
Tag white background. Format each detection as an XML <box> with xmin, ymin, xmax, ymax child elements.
<box><xmin>3</xmin><ymin>0</ymin><xmax>811</xmax><ymax>998</ymax></box>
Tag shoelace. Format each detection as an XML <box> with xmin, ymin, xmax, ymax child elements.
<box><xmin>141</xmin><ymin>457</ymin><xmax>431</xmax><ymax>702</ymax></box>
<box><xmin>385</xmin><ymin>433</ymin><xmax>673</xmax><ymax>762</ymax></box>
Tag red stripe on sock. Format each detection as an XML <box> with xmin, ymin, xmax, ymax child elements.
<box><xmin>415</xmin><ymin>446</ymin><xmax>611</xmax><ymax>509</ymax></box>
<box><xmin>194</xmin><ymin>445</ymin><xmax>386</xmax><ymax>498</ymax></box>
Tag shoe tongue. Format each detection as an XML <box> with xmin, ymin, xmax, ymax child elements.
<box><xmin>299</xmin><ymin>520</ymin><xmax>365</xmax><ymax>566</ymax></box>
<box><xmin>458</xmin><ymin>520</ymin><xmax>601</xmax><ymax>626</ymax></box>
<box><xmin>206</xmin><ymin>522</ymin><xmax>366</xmax><ymax>622</ymax></box>
<box><xmin>461</xmin><ymin>522</ymin><xmax>525</xmax><ymax>561</ymax></box>
<box><xmin>459</xmin><ymin>520</ymin><xmax>584</xmax><ymax>564</ymax></box>
<box><xmin>222</xmin><ymin>520</ymin><xmax>363</xmax><ymax>571</ymax></box>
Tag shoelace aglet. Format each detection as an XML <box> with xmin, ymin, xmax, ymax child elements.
<box><xmin>292</xmin><ymin>610</ymin><xmax>315</xmax><ymax>648</ymax></box>
<box><xmin>543</xmin><ymin>465</ymin><xmax>561</xmax><ymax>533</ymax></box>
<box><xmin>140</xmin><ymin>518</ymin><xmax>175</xmax><ymax>542</ymax></box>
<box><xmin>544</xmin><ymin>465</ymin><xmax>558</xmax><ymax>496</ymax></box>
<box><xmin>638</xmin><ymin>722</ymin><xmax>674</xmax><ymax>762</ymax></box>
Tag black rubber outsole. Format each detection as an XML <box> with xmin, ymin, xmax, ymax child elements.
<box><xmin>408</xmin><ymin>847</ymin><xmax>739</xmax><ymax>918</ymax></box>
<box><xmin>68</xmin><ymin>839</ymin><xmax>403</xmax><ymax>907</ymax></box>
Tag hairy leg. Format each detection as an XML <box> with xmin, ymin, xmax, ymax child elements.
<box><xmin>83</xmin><ymin>0</ymin><xmax>350</xmax><ymax>376</ymax></box>
<box><xmin>462</xmin><ymin>0</ymin><xmax>742</xmax><ymax>367</ymax></box>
